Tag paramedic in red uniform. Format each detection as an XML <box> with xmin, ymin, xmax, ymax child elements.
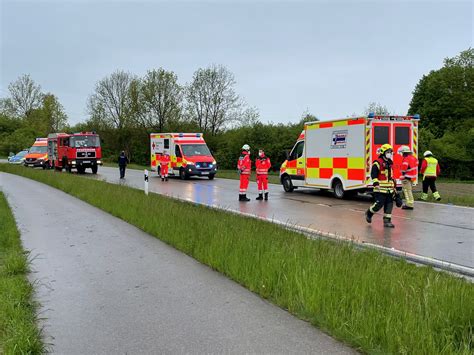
<box><xmin>160</xmin><ymin>150</ymin><xmax>170</xmax><ymax>182</ymax></box>
<box><xmin>255</xmin><ymin>149</ymin><xmax>271</xmax><ymax>200</ymax></box>
<box><xmin>398</xmin><ymin>145</ymin><xmax>418</xmax><ymax>209</ymax></box>
<box><xmin>238</xmin><ymin>144</ymin><xmax>252</xmax><ymax>202</ymax></box>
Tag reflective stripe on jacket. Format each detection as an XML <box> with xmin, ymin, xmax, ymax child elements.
<box><xmin>422</xmin><ymin>157</ymin><xmax>439</xmax><ymax>178</ymax></box>
<box><xmin>255</xmin><ymin>157</ymin><xmax>271</xmax><ymax>175</ymax></box>
<box><xmin>371</xmin><ymin>157</ymin><xmax>394</xmax><ymax>193</ymax></box>
<box><xmin>238</xmin><ymin>152</ymin><xmax>251</xmax><ymax>175</ymax></box>
<box><xmin>401</xmin><ymin>155</ymin><xmax>418</xmax><ymax>179</ymax></box>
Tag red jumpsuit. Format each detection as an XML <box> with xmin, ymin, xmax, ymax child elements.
<box><xmin>237</xmin><ymin>151</ymin><xmax>251</xmax><ymax>195</ymax></box>
<box><xmin>160</xmin><ymin>154</ymin><xmax>170</xmax><ymax>179</ymax></box>
<box><xmin>255</xmin><ymin>156</ymin><xmax>271</xmax><ymax>194</ymax></box>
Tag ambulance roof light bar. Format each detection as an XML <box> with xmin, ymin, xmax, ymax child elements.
<box><xmin>368</xmin><ymin>113</ymin><xmax>420</xmax><ymax>121</ymax></box>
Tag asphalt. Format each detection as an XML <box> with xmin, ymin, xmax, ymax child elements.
<box><xmin>0</xmin><ymin>172</ymin><xmax>354</xmax><ymax>354</ymax></box>
<box><xmin>94</xmin><ymin>166</ymin><xmax>473</xmax><ymax>270</ymax></box>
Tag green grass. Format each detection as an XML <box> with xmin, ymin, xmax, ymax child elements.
<box><xmin>413</xmin><ymin>182</ymin><xmax>474</xmax><ymax>207</ymax></box>
<box><xmin>0</xmin><ymin>192</ymin><xmax>44</xmax><ymax>354</ymax></box>
<box><xmin>1</xmin><ymin>165</ymin><xmax>473</xmax><ymax>354</ymax></box>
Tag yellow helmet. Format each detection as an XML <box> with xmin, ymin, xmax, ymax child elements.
<box><xmin>380</xmin><ymin>144</ymin><xmax>393</xmax><ymax>154</ymax></box>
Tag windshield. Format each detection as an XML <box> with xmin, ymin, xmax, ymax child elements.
<box><xmin>70</xmin><ymin>135</ymin><xmax>100</xmax><ymax>148</ymax></box>
<box><xmin>16</xmin><ymin>151</ymin><xmax>28</xmax><ymax>157</ymax></box>
<box><xmin>181</xmin><ymin>144</ymin><xmax>211</xmax><ymax>156</ymax></box>
<box><xmin>29</xmin><ymin>146</ymin><xmax>47</xmax><ymax>153</ymax></box>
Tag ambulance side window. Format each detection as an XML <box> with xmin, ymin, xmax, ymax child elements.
<box><xmin>374</xmin><ymin>126</ymin><xmax>389</xmax><ymax>145</ymax></box>
<box><xmin>290</xmin><ymin>141</ymin><xmax>304</xmax><ymax>160</ymax></box>
<box><xmin>395</xmin><ymin>127</ymin><xmax>410</xmax><ymax>145</ymax></box>
<box><xmin>164</xmin><ymin>139</ymin><xmax>170</xmax><ymax>149</ymax></box>
<box><xmin>175</xmin><ymin>145</ymin><xmax>182</xmax><ymax>158</ymax></box>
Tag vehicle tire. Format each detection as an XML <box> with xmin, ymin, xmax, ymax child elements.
<box><xmin>282</xmin><ymin>175</ymin><xmax>294</xmax><ymax>192</ymax></box>
<box><xmin>179</xmin><ymin>168</ymin><xmax>188</xmax><ymax>180</ymax></box>
<box><xmin>208</xmin><ymin>174</ymin><xmax>215</xmax><ymax>180</ymax></box>
<box><xmin>91</xmin><ymin>165</ymin><xmax>98</xmax><ymax>174</ymax></box>
<box><xmin>332</xmin><ymin>179</ymin><xmax>345</xmax><ymax>199</ymax></box>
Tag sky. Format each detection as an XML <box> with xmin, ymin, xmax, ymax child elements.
<box><xmin>1</xmin><ymin>0</ymin><xmax>472</xmax><ymax>125</ymax></box>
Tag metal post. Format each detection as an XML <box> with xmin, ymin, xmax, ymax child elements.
<box><xmin>144</xmin><ymin>169</ymin><xmax>149</xmax><ymax>195</ymax></box>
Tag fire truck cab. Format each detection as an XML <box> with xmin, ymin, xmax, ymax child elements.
<box><xmin>280</xmin><ymin>114</ymin><xmax>419</xmax><ymax>198</ymax></box>
<box><xmin>150</xmin><ymin>133</ymin><xmax>217</xmax><ymax>179</ymax></box>
<box><xmin>47</xmin><ymin>132</ymin><xmax>102</xmax><ymax>174</ymax></box>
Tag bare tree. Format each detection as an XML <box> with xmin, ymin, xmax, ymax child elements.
<box><xmin>364</xmin><ymin>102</ymin><xmax>391</xmax><ymax>116</ymax></box>
<box><xmin>7</xmin><ymin>74</ymin><xmax>43</xmax><ymax>117</ymax></box>
<box><xmin>186</xmin><ymin>65</ymin><xmax>241</xmax><ymax>135</ymax></box>
<box><xmin>138</xmin><ymin>68</ymin><xmax>183</xmax><ymax>132</ymax></box>
<box><xmin>87</xmin><ymin>70</ymin><xmax>135</xmax><ymax>129</ymax></box>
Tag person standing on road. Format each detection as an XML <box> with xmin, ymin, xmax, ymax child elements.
<box><xmin>118</xmin><ymin>151</ymin><xmax>129</xmax><ymax>179</ymax></box>
<box><xmin>238</xmin><ymin>144</ymin><xmax>252</xmax><ymax>202</ymax></box>
<box><xmin>255</xmin><ymin>149</ymin><xmax>271</xmax><ymax>200</ymax></box>
<box><xmin>160</xmin><ymin>150</ymin><xmax>170</xmax><ymax>182</ymax></box>
<box><xmin>398</xmin><ymin>145</ymin><xmax>418</xmax><ymax>210</ymax></box>
<box><xmin>365</xmin><ymin>144</ymin><xmax>396</xmax><ymax>228</ymax></box>
<box><xmin>420</xmin><ymin>150</ymin><xmax>441</xmax><ymax>201</ymax></box>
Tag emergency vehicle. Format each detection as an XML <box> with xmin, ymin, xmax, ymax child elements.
<box><xmin>150</xmin><ymin>133</ymin><xmax>217</xmax><ymax>179</ymax></box>
<box><xmin>47</xmin><ymin>132</ymin><xmax>102</xmax><ymax>174</ymax></box>
<box><xmin>280</xmin><ymin>113</ymin><xmax>419</xmax><ymax>198</ymax></box>
<box><xmin>24</xmin><ymin>138</ymin><xmax>49</xmax><ymax>168</ymax></box>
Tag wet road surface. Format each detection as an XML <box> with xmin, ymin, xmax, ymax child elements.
<box><xmin>0</xmin><ymin>172</ymin><xmax>354</xmax><ymax>354</ymax></box>
<box><xmin>95</xmin><ymin>166</ymin><xmax>473</xmax><ymax>269</ymax></box>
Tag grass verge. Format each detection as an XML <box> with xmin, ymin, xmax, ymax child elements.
<box><xmin>0</xmin><ymin>191</ymin><xmax>44</xmax><ymax>354</ymax></box>
<box><xmin>1</xmin><ymin>164</ymin><xmax>473</xmax><ymax>354</ymax></box>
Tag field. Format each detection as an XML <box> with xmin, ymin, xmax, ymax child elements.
<box><xmin>1</xmin><ymin>164</ymin><xmax>473</xmax><ymax>354</ymax></box>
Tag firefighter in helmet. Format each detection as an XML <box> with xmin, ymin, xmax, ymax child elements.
<box><xmin>255</xmin><ymin>149</ymin><xmax>271</xmax><ymax>200</ymax></box>
<box><xmin>160</xmin><ymin>150</ymin><xmax>170</xmax><ymax>182</ymax></box>
<box><xmin>237</xmin><ymin>144</ymin><xmax>252</xmax><ymax>201</ymax></box>
<box><xmin>365</xmin><ymin>144</ymin><xmax>396</xmax><ymax>228</ymax></box>
<box><xmin>398</xmin><ymin>145</ymin><xmax>418</xmax><ymax>209</ymax></box>
<box><xmin>420</xmin><ymin>150</ymin><xmax>441</xmax><ymax>201</ymax></box>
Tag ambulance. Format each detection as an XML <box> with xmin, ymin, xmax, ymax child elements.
<box><xmin>280</xmin><ymin>114</ymin><xmax>419</xmax><ymax>198</ymax></box>
<box><xmin>24</xmin><ymin>138</ymin><xmax>49</xmax><ymax>168</ymax></box>
<box><xmin>150</xmin><ymin>133</ymin><xmax>217</xmax><ymax>179</ymax></box>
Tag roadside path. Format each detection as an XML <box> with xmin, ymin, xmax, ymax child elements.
<box><xmin>0</xmin><ymin>172</ymin><xmax>353</xmax><ymax>354</ymax></box>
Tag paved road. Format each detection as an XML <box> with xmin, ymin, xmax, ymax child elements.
<box><xmin>0</xmin><ymin>172</ymin><xmax>353</xmax><ymax>354</ymax></box>
<box><xmin>94</xmin><ymin>166</ymin><xmax>473</xmax><ymax>269</ymax></box>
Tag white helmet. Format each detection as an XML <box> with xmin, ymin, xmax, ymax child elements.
<box><xmin>423</xmin><ymin>150</ymin><xmax>433</xmax><ymax>157</ymax></box>
<box><xmin>398</xmin><ymin>145</ymin><xmax>412</xmax><ymax>154</ymax></box>
<box><xmin>242</xmin><ymin>144</ymin><xmax>250</xmax><ymax>151</ymax></box>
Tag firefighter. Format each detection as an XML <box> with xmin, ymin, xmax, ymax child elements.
<box><xmin>238</xmin><ymin>144</ymin><xmax>252</xmax><ymax>202</ymax></box>
<box><xmin>420</xmin><ymin>150</ymin><xmax>441</xmax><ymax>201</ymax></box>
<box><xmin>255</xmin><ymin>149</ymin><xmax>271</xmax><ymax>200</ymax></box>
<box><xmin>365</xmin><ymin>144</ymin><xmax>396</xmax><ymax>228</ymax></box>
<box><xmin>398</xmin><ymin>145</ymin><xmax>418</xmax><ymax>210</ymax></box>
<box><xmin>160</xmin><ymin>150</ymin><xmax>170</xmax><ymax>182</ymax></box>
<box><xmin>118</xmin><ymin>150</ymin><xmax>129</xmax><ymax>179</ymax></box>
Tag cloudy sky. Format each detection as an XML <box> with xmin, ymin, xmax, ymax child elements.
<box><xmin>1</xmin><ymin>0</ymin><xmax>472</xmax><ymax>125</ymax></box>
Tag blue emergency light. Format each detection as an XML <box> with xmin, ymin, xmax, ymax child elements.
<box><xmin>413</xmin><ymin>114</ymin><xmax>420</xmax><ymax>120</ymax></box>
<box><xmin>368</xmin><ymin>112</ymin><xmax>375</xmax><ymax>118</ymax></box>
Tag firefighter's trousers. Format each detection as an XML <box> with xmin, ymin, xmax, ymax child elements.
<box><xmin>160</xmin><ymin>165</ymin><xmax>169</xmax><ymax>178</ymax></box>
<box><xmin>402</xmin><ymin>179</ymin><xmax>414</xmax><ymax>208</ymax></box>
<box><xmin>119</xmin><ymin>165</ymin><xmax>126</xmax><ymax>179</ymax></box>
<box><xmin>370</xmin><ymin>192</ymin><xmax>394</xmax><ymax>220</ymax></box>
<box><xmin>239</xmin><ymin>174</ymin><xmax>250</xmax><ymax>194</ymax></box>
<box><xmin>257</xmin><ymin>174</ymin><xmax>268</xmax><ymax>193</ymax></box>
<box><xmin>422</xmin><ymin>177</ymin><xmax>441</xmax><ymax>200</ymax></box>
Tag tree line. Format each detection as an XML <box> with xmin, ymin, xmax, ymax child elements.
<box><xmin>1</xmin><ymin>49</ymin><xmax>472</xmax><ymax>178</ymax></box>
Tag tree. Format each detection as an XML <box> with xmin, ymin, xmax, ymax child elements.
<box><xmin>5</xmin><ymin>74</ymin><xmax>43</xmax><ymax>117</ymax></box>
<box><xmin>364</xmin><ymin>102</ymin><xmax>391</xmax><ymax>116</ymax></box>
<box><xmin>138</xmin><ymin>68</ymin><xmax>183</xmax><ymax>132</ymax></box>
<box><xmin>300</xmin><ymin>110</ymin><xmax>319</xmax><ymax>124</ymax></box>
<box><xmin>39</xmin><ymin>94</ymin><xmax>68</xmax><ymax>132</ymax></box>
<box><xmin>87</xmin><ymin>70</ymin><xmax>136</xmax><ymax>130</ymax></box>
<box><xmin>186</xmin><ymin>65</ymin><xmax>241</xmax><ymax>135</ymax></box>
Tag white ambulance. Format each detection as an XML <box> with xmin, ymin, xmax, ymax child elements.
<box><xmin>150</xmin><ymin>133</ymin><xmax>217</xmax><ymax>179</ymax></box>
<box><xmin>280</xmin><ymin>114</ymin><xmax>419</xmax><ymax>198</ymax></box>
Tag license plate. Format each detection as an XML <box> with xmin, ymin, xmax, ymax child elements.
<box><xmin>83</xmin><ymin>161</ymin><xmax>90</xmax><ymax>164</ymax></box>
<box><xmin>201</xmin><ymin>172</ymin><xmax>209</xmax><ymax>175</ymax></box>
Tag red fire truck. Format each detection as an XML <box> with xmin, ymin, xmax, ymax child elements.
<box><xmin>47</xmin><ymin>132</ymin><xmax>102</xmax><ymax>174</ymax></box>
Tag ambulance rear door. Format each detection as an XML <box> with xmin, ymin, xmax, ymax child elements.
<box><xmin>392</xmin><ymin>121</ymin><xmax>413</xmax><ymax>181</ymax></box>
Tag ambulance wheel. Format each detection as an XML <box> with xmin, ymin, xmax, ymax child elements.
<box><xmin>91</xmin><ymin>165</ymin><xmax>98</xmax><ymax>174</ymax></box>
<box><xmin>332</xmin><ymin>179</ymin><xmax>345</xmax><ymax>199</ymax></box>
<box><xmin>179</xmin><ymin>168</ymin><xmax>188</xmax><ymax>180</ymax></box>
<box><xmin>282</xmin><ymin>175</ymin><xmax>294</xmax><ymax>192</ymax></box>
<box><xmin>208</xmin><ymin>174</ymin><xmax>215</xmax><ymax>180</ymax></box>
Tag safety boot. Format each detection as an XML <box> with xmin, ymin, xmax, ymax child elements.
<box><xmin>383</xmin><ymin>217</ymin><xmax>395</xmax><ymax>228</ymax></box>
<box><xmin>256</xmin><ymin>193</ymin><xmax>263</xmax><ymax>200</ymax></box>
<box><xmin>433</xmin><ymin>191</ymin><xmax>441</xmax><ymax>201</ymax></box>
<box><xmin>365</xmin><ymin>209</ymin><xmax>373</xmax><ymax>224</ymax></box>
<box><xmin>264</xmin><ymin>192</ymin><xmax>268</xmax><ymax>201</ymax></box>
<box><xmin>165</xmin><ymin>177</ymin><xmax>168</xmax><ymax>182</ymax></box>
<box><xmin>161</xmin><ymin>177</ymin><xmax>165</xmax><ymax>182</ymax></box>
<box><xmin>402</xmin><ymin>205</ymin><xmax>414</xmax><ymax>210</ymax></box>
<box><xmin>239</xmin><ymin>194</ymin><xmax>250</xmax><ymax>202</ymax></box>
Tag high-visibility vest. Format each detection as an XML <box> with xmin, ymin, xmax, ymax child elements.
<box><xmin>372</xmin><ymin>157</ymin><xmax>394</xmax><ymax>193</ymax></box>
<box><xmin>423</xmin><ymin>157</ymin><xmax>438</xmax><ymax>178</ymax></box>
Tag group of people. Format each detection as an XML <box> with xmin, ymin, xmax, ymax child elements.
<box><xmin>237</xmin><ymin>144</ymin><xmax>271</xmax><ymax>202</ymax></box>
<box><xmin>365</xmin><ymin>144</ymin><xmax>441</xmax><ymax>228</ymax></box>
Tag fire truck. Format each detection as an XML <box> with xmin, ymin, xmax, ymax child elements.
<box><xmin>280</xmin><ymin>114</ymin><xmax>420</xmax><ymax>198</ymax></box>
<box><xmin>47</xmin><ymin>132</ymin><xmax>102</xmax><ymax>174</ymax></box>
<box><xmin>150</xmin><ymin>133</ymin><xmax>217</xmax><ymax>179</ymax></box>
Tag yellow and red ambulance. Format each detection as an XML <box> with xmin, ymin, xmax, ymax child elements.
<box><xmin>280</xmin><ymin>114</ymin><xmax>419</xmax><ymax>198</ymax></box>
<box><xmin>24</xmin><ymin>138</ymin><xmax>49</xmax><ymax>168</ymax></box>
<box><xmin>150</xmin><ymin>133</ymin><xmax>217</xmax><ymax>180</ymax></box>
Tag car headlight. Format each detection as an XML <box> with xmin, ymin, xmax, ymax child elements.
<box><xmin>212</xmin><ymin>160</ymin><xmax>216</xmax><ymax>165</ymax></box>
<box><xmin>71</xmin><ymin>160</ymin><xmax>76</xmax><ymax>165</ymax></box>
<box><xmin>186</xmin><ymin>161</ymin><xmax>194</xmax><ymax>165</ymax></box>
